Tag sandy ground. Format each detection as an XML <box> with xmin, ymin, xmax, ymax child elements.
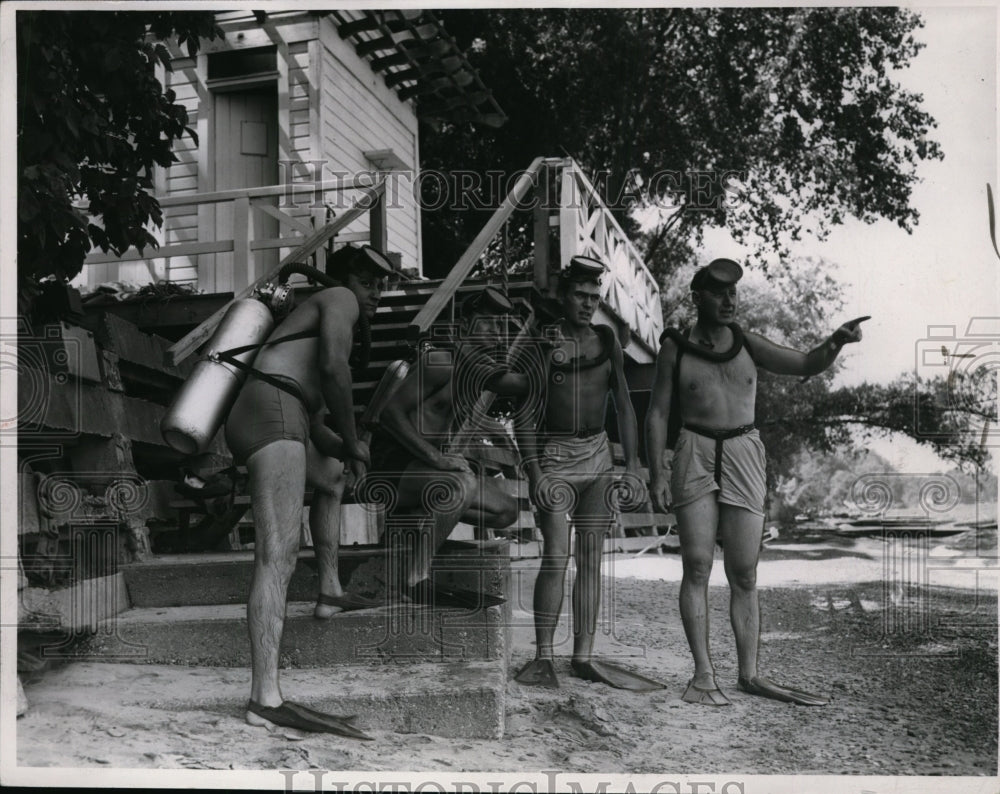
<box><xmin>10</xmin><ymin>529</ymin><xmax>999</xmax><ymax>786</ymax></box>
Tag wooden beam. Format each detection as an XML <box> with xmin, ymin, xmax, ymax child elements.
<box><xmin>84</xmin><ymin>240</ymin><xmax>233</xmax><ymax>266</ymax></box>
<box><xmin>153</xmin><ymin>176</ymin><xmax>378</xmax><ymax>209</ymax></box>
<box><xmin>369</xmin><ymin>191</ymin><xmax>388</xmax><ymax>253</ymax></box>
<box><xmin>251</xmin><ymin>200</ymin><xmax>316</xmax><ymax>235</ymax></box>
<box><xmin>232</xmin><ymin>195</ymin><xmax>251</xmax><ymax>294</ymax></box>
<box><xmin>165</xmin><ymin>179</ymin><xmax>386</xmax><ymax>366</ymax></box>
<box><xmin>533</xmin><ymin>162</ymin><xmax>551</xmax><ymax>293</ymax></box>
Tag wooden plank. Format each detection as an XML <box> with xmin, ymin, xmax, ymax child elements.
<box><xmin>232</xmin><ymin>195</ymin><xmax>251</xmax><ymax>295</ymax></box>
<box><xmin>409</xmin><ymin>157</ymin><xmax>544</xmax><ymax>335</ymax></box>
<box><xmin>559</xmin><ymin>160</ymin><xmax>579</xmax><ymax>268</ymax></box>
<box><xmin>84</xmin><ymin>239</ymin><xmax>233</xmax><ymax>266</ymax></box>
<box><xmin>533</xmin><ymin>161</ymin><xmax>551</xmax><ymax>291</ymax></box>
<box><xmin>99</xmin><ymin>314</ymin><xmax>194</xmax><ymax>377</ymax></box>
<box><xmin>165</xmin><ymin>177</ymin><xmax>386</xmax><ymax>365</ymax></box>
<box><xmin>370</xmin><ymin>189</ymin><xmax>388</xmax><ymax>251</ymax></box>
<box><xmin>252</xmin><ymin>200</ymin><xmax>316</xmax><ymax>234</ymax></box>
<box><xmin>154</xmin><ymin>175</ymin><xmax>378</xmax><ymax>209</ymax></box>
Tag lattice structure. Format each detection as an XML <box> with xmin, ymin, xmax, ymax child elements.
<box><xmin>558</xmin><ymin>161</ymin><xmax>663</xmax><ymax>353</ymax></box>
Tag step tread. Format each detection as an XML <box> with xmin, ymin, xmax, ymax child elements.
<box><xmin>27</xmin><ymin>660</ymin><xmax>506</xmax><ymax>739</ymax></box>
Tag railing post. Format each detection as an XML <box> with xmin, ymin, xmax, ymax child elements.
<box><xmin>233</xmin><ymin>195</ymin><xmax>251</xmax><ymax>294</ymax></box>
<box><xmin>369</xmin><ymin>187</ymin><xmax>388</xmax><ymax>254</ymax></box>
<box><xmin>533</xmin><ymin>162</ymin><xmax>550</xmax><ymax>293</ymax></box>
<box><xmin>559</xmin><ymin>160</ymin><xmax>579</xmax><ymax>271</ymax></box>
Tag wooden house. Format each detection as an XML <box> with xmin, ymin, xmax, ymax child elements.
<box><xmin>79</xmin><ymin>8</ymin><xmax>506</xmax><ymax>294</ymax></box>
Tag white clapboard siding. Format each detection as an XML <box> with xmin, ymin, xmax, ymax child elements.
<box><xmin>319</xmin><ymin>21</ymin><xmax>420</xmax><ymax>272</ymax></box>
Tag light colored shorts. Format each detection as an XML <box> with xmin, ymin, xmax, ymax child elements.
<box><xmin>540</xmin><ymin>431</ymin><xmax>613</xmax><ymax>479</ymax></box>
<box><xmin>670</xmin><ymin>427</ymin><xmax>766</xmax><ymax>517</ymax></box>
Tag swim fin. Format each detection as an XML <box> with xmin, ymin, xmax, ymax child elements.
<box><xmin>570</xmin><ymin>659</ymin><xmax>666</xmax><ymax>692</ymax></box>
<box><xmin>514</xmin><ymin>658</ymin><xmax>560</xmax><ymax>688</ymax></box>
<box><xmin>737</xmin><ymin>676</ymin><xmax>829</xmax><ymax>706</ymax></box>
<box><xmin>405</xmin><ymin>579</ymin><xmax>505</xmax><ymax>610</ymax></box>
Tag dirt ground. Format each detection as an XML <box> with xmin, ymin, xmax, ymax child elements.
<box><xmin>10</xmin><ymin>529</ymin><xmax>999</xmax><ymax>787</ymax></box>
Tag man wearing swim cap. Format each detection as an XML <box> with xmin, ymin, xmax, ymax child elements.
<box><xmin>514</xmin><ymin>256</ymin><xmax>661</xmax><ymax>691</ymax></box>
<box><xmin>645</xmin><ymin>257</ymin><xmax>867</xmax><ymax>706</ymax></box>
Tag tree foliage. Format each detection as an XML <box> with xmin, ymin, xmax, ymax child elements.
<box><xmin>17</xmin><ymin>10</ymin><xmax>222</xmax><ymax>289</ymax></box>
<box><xmin>424</xmin><ymin>8</ymin><xmax>941</xmax><ymax>279</ymax></box>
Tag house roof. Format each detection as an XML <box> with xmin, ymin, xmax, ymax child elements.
<box><xmin>329</xmin><ymin>9</ymin><xmax>507</xmax><ymax>129</ymax></box>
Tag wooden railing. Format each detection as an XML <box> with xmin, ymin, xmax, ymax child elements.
<box><xmin>81</xmin><ymin>174</ymin><xmax>388</xmax><ymax>295</ymax></box>
<box><xmin>556</xmin><ymin>159</ymin><xmax>663</xmax><ymax>354</ymax></box>
<box><xmin>164</xmin><ymin>177</ymin><xmax>387</xmax><ymax>365</ymax></box>
<box><xmin>409</xmin><ymin>156</ymin><xmax>662</xmax><ymax>358</ymax></box>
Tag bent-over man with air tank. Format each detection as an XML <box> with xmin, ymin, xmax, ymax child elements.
<box><xmin>223</xmin><ymin>244</ymin><xmax>394</xmax><ymax>737</ymax></box>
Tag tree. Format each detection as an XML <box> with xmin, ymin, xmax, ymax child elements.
<box><xmin>422</xmin><ymin>8</ymin><xmax>941</xmax><ymax>279</ymax></box>
<box><xmin>17</xmin><ymin>11</ymin><xmax>222</xmax><ymax>297</ymax></box>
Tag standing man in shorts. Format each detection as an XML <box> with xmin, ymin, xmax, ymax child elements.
<box><xmin>645</xmin><ymin>258</ymin><xmax>867</xmax><ymax>706</ymax></box>
<box><xmin>366</xmin><ymin>287</ymin><xmax>525</xmax><ymax>607</ymax></box>
<box><xmin>224</xmin><ymin>244</ymin><xmax>394</xmax><ymax>737</ymax></box>
<box><xmin>514</xmin><ymin>256</ymin><xmax>661</xmax><ymax>691</ymax></box>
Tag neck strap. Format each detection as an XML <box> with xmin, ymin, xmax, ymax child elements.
<box><xmin>660</xmin><ymin>323</ymin><xmax>746</xmax><ymax>363</ymax></box>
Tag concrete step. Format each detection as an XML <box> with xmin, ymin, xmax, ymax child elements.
<box><xmin>122</xmin><ymin>540</ymin><xmax>510</xmax><ymax>609</ymax></box>
<box><xmin>22</xmin><ymin>658</ymin><xmax>506</xmax><ymax>738</ymax></box>
<box><xmin>78</xmin><ymin>600</ymin><xmax>509</xmax><ymax>667</ymax></box>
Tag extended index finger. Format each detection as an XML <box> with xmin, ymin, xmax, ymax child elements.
<box><xmin>845</xmin><ymin>315</ymin><xmax>871</xmax><ymax>329</ymax></box>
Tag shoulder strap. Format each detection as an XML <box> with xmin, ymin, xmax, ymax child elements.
<box><xmin>550</xmin><ymin>324</ymin><xmax>615</xmax><ymax>372</ymax></box>
<box><xmin>666</xmin><ymin>328</ymin><xmax>688</xmax><ymax>449</ymax></box>
<box><xmin>660</xmin><ymin>323</ymin><xmax>745</xmax><ymax>363</ymax></box>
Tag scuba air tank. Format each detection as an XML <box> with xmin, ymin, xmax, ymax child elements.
<box><xmin>160</xmin><ymin>262</ymin><xmax>347</xmax><ymax>455</ymax></box>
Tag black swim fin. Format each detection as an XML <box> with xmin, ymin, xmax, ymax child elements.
<box><xmin>405</xmin><ymin>579</ymin><xmax>505</xmax><ymax>610</ymax></box>
<box><xmin>737</xmin><ymin>676</ymin><xmax>829</xmax><ymax>706</ymax></box>
<box><xmin>570</xmin><ymin>659</ymin><xmax>666</xmax><ymax>692</ymax></box>
<box><xmin>514</xmin><ymin>658</ymin><xmax>560</xmax><ymax>688</ymax></box>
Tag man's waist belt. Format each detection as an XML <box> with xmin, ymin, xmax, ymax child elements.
<box><xmin>682</xmin><ymin>422</ymin><xmax>755</xmax><ymax>440</ymax></box>
<box><xmin>682</xmin><ymin>423</ymin><xmax>755</xmax><ymax>486</ymax></box>
<box><xmin>547</xmin><ymin>426</ymin><xmax>605</xmax><ymax>439</ymax></box>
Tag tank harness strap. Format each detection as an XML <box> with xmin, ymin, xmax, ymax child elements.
<box><xmin>659</xmin><ymin>323</ymin><xmax>757</xmax><ymax>452</ymax></box>
<box><xmin>539</xmin><ymin>324</ymin><xmax>616</xmax><ymax>437</ymax></box>
<box><xmin>212</xmin><ymin>329</ymin><xmax>318</xmax><ymax>403</ymax></box>
<box><xmin>681</xmin><ymin>422</ymin><xmax>756</xmax><ymax>486</ymax></box>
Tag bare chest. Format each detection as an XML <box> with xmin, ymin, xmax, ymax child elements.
<box><xmin>678</xmin><ymin>348</ymin><xmax>757</xmax><ymax>397</ymax></box>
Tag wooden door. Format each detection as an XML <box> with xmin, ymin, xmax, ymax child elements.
<box><xmin>209</xmin><ymin>87</ymin><xmax>279</xmax><ymax>292</ymax></box>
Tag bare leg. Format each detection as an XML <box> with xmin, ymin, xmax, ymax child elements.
<box><xmin>570</xmin><ymin>478</ymin><xmax>613</xmax><ymax>662</ymax></box>
<box><xmin>306</xmin><ymin>445</ymin><xmax>348</xmax><ymax>618</ymax></box>
<box><xmin>532</xmin><ymin>508</ymin><xmax>572</xmax><ymax>659</ymax></box>
<box><xmin>245</xmin><ymin>440</ymin><xmax>306</xmax><ymax>709</ymax></box>
<box><xmin>719</xmin><ymin>504</ymin><xmax>764</xmax><ymax>680</ymax></box>
<box><xmin>676</xmin><ymin>494</ymin><xmax>729</xmax><ymax>702</ymax></box>
<box><xmin>392</xmin><ymin>469</ymin><xmax>476</xmax><ymax>588</ymax></box>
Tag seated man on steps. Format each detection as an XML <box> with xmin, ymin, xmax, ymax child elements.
<box><xmin>513</xmin><ymin>256</ymin><xmax>661</xmax><ymax>691</ymax></box>
<box><xmin>223</xmin><ymin>244</ymin><xmax>393</xmax><ymax>737</ymax></box>
<box><xmin>645</xmin><ymin>257</ymin><xmax>866</xmax><ymax>707</ymax></box>
<box><xmin>366</xmin><ymin>287</ymin><xmax>526</xmax><ymax>607</ymax></box>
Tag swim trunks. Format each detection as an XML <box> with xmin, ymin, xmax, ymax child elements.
<box><xmin>537</xmin><ymin>430</ymin><xmax>615</xmax><ymax>510</ymax></box>
<box><xmin>669</xmin><ymin>424</ymin><xmax>766</xmax><ymax>516</ymax></box>
<box><xmin>224</xmin><ymin>374</ymin><xmax>310</xmax><ymax>464</ymax></box>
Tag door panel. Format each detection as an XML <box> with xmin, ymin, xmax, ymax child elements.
<box><xmin>209</xmin><ymin>87</ymin><xmax>279</xmax><ymax>292</ymax></box>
